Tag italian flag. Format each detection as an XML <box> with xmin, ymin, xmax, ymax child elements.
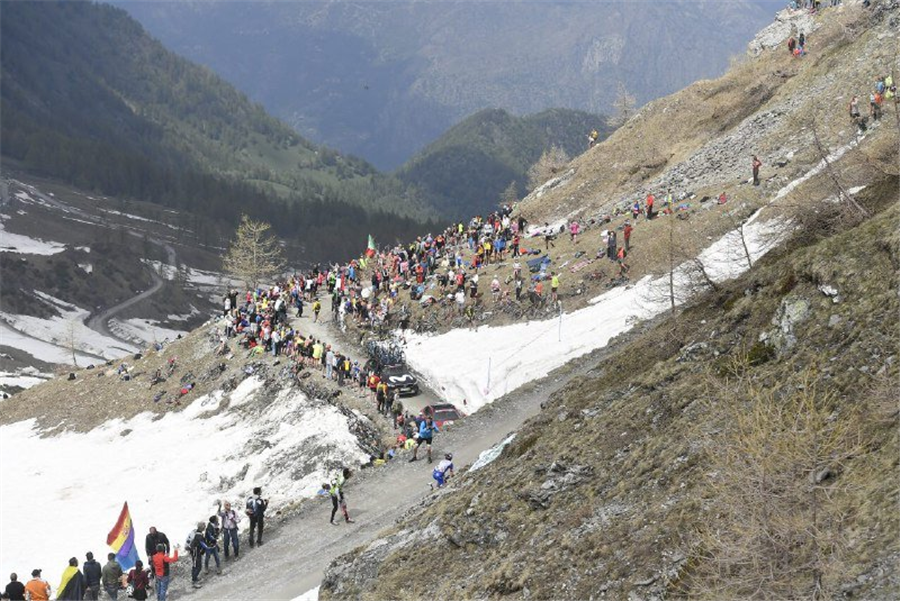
<box><xmin>366</xmin><ymin>234</ymin><xmax>376</xmax><ymax>258</ymax></box>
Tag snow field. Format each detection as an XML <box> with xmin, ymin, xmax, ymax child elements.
<box><xmin>0</xmin><ymin>376</ymin><xmax>369</xmax><ymax>580</ymax></box>
<box><xmin>404</xmin><ymin>215</ymin><xmax>784</xmax><ymax>411</ymax></box>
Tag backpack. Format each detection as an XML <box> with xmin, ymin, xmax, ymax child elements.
<box><xmin>245</xmin><ymin>498</ymin><xmax>256</xmax><ymax>517</ymax></box>
<box><xmin>186</xmin><ymin>530</ymin><xmax>197</xmax><ymax>547</ymax></box>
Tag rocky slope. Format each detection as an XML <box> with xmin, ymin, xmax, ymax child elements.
<box><xmin>318</xmin><ymin>3</ymin><xmax>900</xmax><ymax>599</ymax></box>
<box><xmin>320</xmin><ymin>178</ymin><xmax>899</xmax><ymax>601</ymax></box>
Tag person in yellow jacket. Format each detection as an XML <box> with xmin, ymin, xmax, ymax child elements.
<box><xmin>551</xmin><ymin>273</ymin><xmax>560</xmax><ymax>303</ymax></box>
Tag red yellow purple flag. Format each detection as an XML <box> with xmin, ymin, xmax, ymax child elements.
<box><xmin>106</xmin><ymin>502</ymin><xmax>140</xmax><ymax>570</ymax></box>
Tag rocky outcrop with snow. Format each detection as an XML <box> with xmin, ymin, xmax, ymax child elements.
<box><xmin>747</xmin><ymin>8</ymin><xmax>819</xmax><ymax>56</ymax></box>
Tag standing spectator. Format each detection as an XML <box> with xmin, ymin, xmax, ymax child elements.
<box><xmin>623</xmin><ymin>221</ymin><xmax>633</xmax><ymax>252</ymax></box>
<box><xmin>204</xmin><ymin>516</ymin><xmax>222</xmax><ymax>575</ymax></box>
<box><xmin>4</xmin><ymin>573</ymin><xmax>25</xmax><ymax>601</ymax></box>
<box><xmin>24</xmin><ymin>570</ymin><xmax>50</xmax><ymax>601</ymax></box>
<box><xmin>752</xmin><ymin>155</ymin><xmax>763</xmax><ymax>186</ymax></box>
<box><xmin>82</xmin><ymin>553</ymin><xmax>101</xmax><ymax>600</ymax></box>
<box><xmin>189</xmin><ymin>522</ymin><xmax>206</xmax><ymax>589</ymax></box>
<box><xmin>645</xmin><ymin>194</ymin><xmax>655</xmax><ymax>219</ymax></box>
<box><xmin>145</xmin><ymin>527</ymin><xmax>170</xmax><ymax>560</ymax></box>
<box><xmin>217</xmin><ymin>500</ymin><xmax>241</xmax><ymax>560</ymax></box>
<box><xmin>409</xmin><ymin>417</ymin><xmax>439</xmax><ymax>463</ymax></box>
<box><xmin>125</xmin><ymin>561</ymin><xmax>150</xmax><ymax>601</ymax></box>
<box><xmin>150</xmin><ymin>544</ymin><xmax>179</xmax><ymax>601</ymax></box>
<box><xmin>551</xmin><ymin>272</ymin><xmax>560</xmax><ymax>304</ymax></box>
<box><xmin>56</xmin><ymin>558</ymin><xmax>85</xmax><ymax>600</ymax></box>
<box><xmin>100</xmin><ymin>554</ymin><xmax>122</xmax><ymax>600</ymax></box>
<box><xmin>246</xmin><ymin>487</ymin><xmax>269</xmax><ymax>547</ymax></box>
<box><xmin>607</xmin><ymin>229</ymin><xmax>617</xmax><ymax>260</ymax></box>
<box><xmin>569</xmin><ymin>221</ymin><xmax>581</xmax><ymax>244</ymax></box>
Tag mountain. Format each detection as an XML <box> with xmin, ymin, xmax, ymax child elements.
<box><xmin>117</xmin><ymin>0</ymin><xmax>779</xmax><ymax>169</ymax></box>
<box><xmin>316</xmin><ymin>2</ymin><xmax>900</xmax><ymax>599</ymax></box>
<box><xmin>397</xmin><ymin>108</ymin><xmax>608</xmax><ymax>219</ymax></box>
<box><xmin>1</xmin><ymin>0</ymin><xmax>438</xmax><ymax>262</ymax></box>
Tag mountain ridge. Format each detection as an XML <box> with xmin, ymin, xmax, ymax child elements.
<box><xmin>119</xmin><ymin>0</ymin><xmax>778</xmax><ymax>169</ymax></box>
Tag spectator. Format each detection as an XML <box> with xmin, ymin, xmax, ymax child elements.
<box><xmin>4</xmin><ymin>573</ymin><xmax>25</xmax><ymax>601</ymax></box>
<box><xmin>100</xmin><ymin>553</ymin><xmax>122</xmax><ymax>600</ymax></box>
<box><xmin>246</xmin><ymin>487</ymin><xmax>269</xmax><ymax>547</ymax></box>
<box><xmin>126</xmin><ymin>561</ymin><xmax>150</xmax><ymax>601</ymax></box>
<box><xmin>82</xmin><ymin>553</ymin><xmax>101</xmax><ymax>600</ymax></box>
<box><xmin>217</xmin><ymin>500</ymin><xmax>242</xmax><ymax>560</ymax></box>
<box><xmin>150</xmin><ymin>543</ymin><xmax>179</xmax><ymax>601</ymax></box>
<box><xmin>204</xmin><ymin>516</ymin><xmax>222</xmax><ymax>574</ymax></box>
<box><xmin>145</xmin><ymin>527</ymin><xmax>170</xmax><ymax>560</ymax></box>
<box><xmin>56</xmin><ymin>558</ymin><xmax>85</xmax><ymax>600</ymax></box>
<box><xmin>24</xmin><ymin>569</ymin><xmax>50</xmax><ymax>601</ymax></box>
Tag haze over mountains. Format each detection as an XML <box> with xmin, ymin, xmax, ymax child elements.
<box><xmin>119</xmin><ymin>0</ymin><xmax>779</xmax><ymax>169</ymax></box>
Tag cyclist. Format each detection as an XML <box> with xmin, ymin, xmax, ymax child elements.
<box><xmin>432</xmin><ymin>453</ymin><xmax>455</xmax><ymax>489</ymax></box>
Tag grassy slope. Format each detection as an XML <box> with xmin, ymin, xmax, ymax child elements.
<box><xmin>397</xmin><ymin>108</ymin><xmax>607</xmax><ymax>218</ymax></box>
<box><xmin>320</xmin><ymin>185</ymin><xmax>899</xmax><ymax>601</ymax></box>
<box><xmin>318</xmin><ymin>4</ymin><xmax>900</xmax><ymax>599</ymax></box>
<box><xmin>517</xmin><ymin>3</ymin><xmax>896</xmax><ymax>225</ymax></box>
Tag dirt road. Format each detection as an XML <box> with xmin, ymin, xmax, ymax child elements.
<box><xmin>193</xmin><ymin>302</ymin><xmax>603</xmax><ymax>600</ymax></box>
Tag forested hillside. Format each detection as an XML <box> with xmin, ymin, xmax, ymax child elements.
<box><xmin>1</xmin><ymin>1</ymin><xmax>438</xmax><ymax>262</ymax></box>
<box><xmin>397</xmin><ymin>108</ymin><xmax>607</xmax><ymax>219</ymax></box>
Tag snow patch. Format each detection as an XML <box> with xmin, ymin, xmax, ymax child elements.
<box><xmin>404</xmin><ymin>216</ymin><xmax>784</xmax><ymax>411</ymax></box>
<box><xmin>471</xmin><ymin>433</ymin><xmax>517</xmax><ymax>471</ymax></box>
<box><xmin>0</xmin><ymin>380</ymin><xmax>369</xmax><ymax>581</ymax></box>
<box><xmin>0</xmin><ymin>221</ymin><xmax>66</xmax><ymax>255</ymax></box>
<box><xmin>1</xmin><ymin>296</ymin><xmax>138</xmax><ymax>362</ymax></box>
<box><xmin>108</xmin><ymin>318</ymin><xmax>187</xmax><ymax>346</ymax></box>
<box><xmin>292</xmin><ymin>587</ymin><xmax>320</xmax><ymax>601</ymax></box>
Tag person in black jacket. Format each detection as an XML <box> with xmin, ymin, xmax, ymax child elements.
<box><xmin>4</xmin><ymin>573</ymin><xmax>25</xmax><ymax>601</ymax></box>
<box><xmin>82</xmin><ymin>553</ymin><xmax>102</xmax><ymax>600</ymax></box>
<box><xmin>203</xmin><ymin>516</ymin><xmax>222</xmax><ymax>574</ymax></box>
<box><xmin>245</xmin><ymin>487</ymin><xmax>268</xmax><ymax>547</ymax></box>
<box><xmin>189</xmin><ymin>523</ymin><xmax>207</xmax><ymax>589</ymax></box>
<box><xmin>145</xmin><ymin>527</ymin><xmax>170</xmax><ymax>562</ymax></box>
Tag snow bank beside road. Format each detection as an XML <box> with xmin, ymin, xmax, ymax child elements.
<box><xmin>0</xmin><ymin>377</ymin><xmax>369</xmax><ymax>582</ymax></box>
<box><xmin>405</xmin><ymin>215</ymin><xmax>783</xmax><ymax>411</ymax></box>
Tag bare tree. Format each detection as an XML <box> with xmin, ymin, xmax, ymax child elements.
<box><xmin>526</xmin><ymin>146</ymin><xmax>570</xmax><ymax>191</ymax></box>
<box><xmin>810</xmin><ymin>122</ymin><xmax>870</xmax><ymax>218</ymax></box>
<box><xmin>606</xmin><ymin>82</ymin><xmax>637</xmax><ymax>129</ymax></box>
<box><xmin>223</xmin><ymin>215</ymin><xmax>286</xmax><ymax>290</ymax></box>
<box><xmin>65</xmin><ymin>319</ymin><xmax>79</xmax><ymax>367</ymax></box>
<box><xmin>499</xmin><ymin>181</ymin><xmax>519</xmax><ymax>206</ymax></box>
<box><xmin>691</xmin><ymin>363</ymin><xmax>865</xmax><ymax>600</ymax></box>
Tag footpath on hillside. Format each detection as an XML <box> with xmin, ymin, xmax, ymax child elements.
<box><xmin>191</xmin><ymin>298</ymin><xmax>621</xmax><ymax>600</ymax></box>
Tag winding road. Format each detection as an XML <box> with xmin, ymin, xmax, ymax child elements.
<box><xmin>18</xmin><ymin>181</ymin><xmax>180</xmax><ymax>348</ymax></box>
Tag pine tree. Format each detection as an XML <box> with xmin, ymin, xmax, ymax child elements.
<box><xmin>223</xmin><ymin>215</ymin><xmax>286</xmax><ymax>289</ymax></box>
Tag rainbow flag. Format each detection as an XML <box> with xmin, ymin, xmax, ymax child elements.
<box><xmin>106</xmin><ymin>502</ymin><xmax>140</xmax><ymax>570</ymax></box>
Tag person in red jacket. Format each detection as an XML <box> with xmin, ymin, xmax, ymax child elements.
<box><xmin>151</xmin><ymin>544</ymin><xmax>179</xmax><ymax>601</ymax></box>
<box><xmin>126</xmin><ymin>561</ymin><xmax>151</xmax><ymax>601</ymax></box>
<box><xmin>623</xmin><ymin>221</ymin><xmax>633</xmax><ymax>251</ymax></box>
<box><xmin>645</xmin><ymin>194</ymin><xmax>655</xmax><ymax>220</ymax></box>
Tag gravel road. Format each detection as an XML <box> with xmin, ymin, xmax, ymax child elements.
<box><xmin>189</xmin><ymin>301</ymin><xmax>604</xmax><ymax>600</ymax></box>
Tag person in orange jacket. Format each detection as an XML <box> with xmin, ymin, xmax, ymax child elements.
<box><xmin>151</xmin><ymin>543</ymin><xmax>179</xmax><ymax>601</ymax></box>
<box><xmin>24</xmin><ymin>569</ymin><xmax>51</xmax><ymax>601</ymax></box>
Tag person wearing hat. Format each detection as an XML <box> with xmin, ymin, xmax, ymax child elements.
<box><xmin>24</xmin><ymin>569</ymin><xmax>50</xmax><ymax>601</ymax></box>
<box><xmin>4</xmin><ymin>573</ymin><xmax>25</xmax><ymax>601</ymax></box>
